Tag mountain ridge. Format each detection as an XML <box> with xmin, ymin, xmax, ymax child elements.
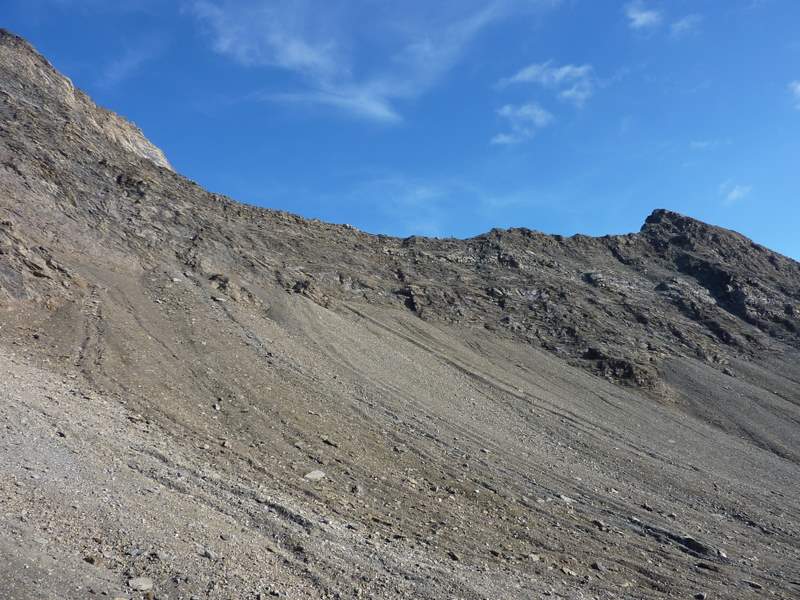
<box><xmin>1</xmin><ymin>30</ymin><xmax>799</xmax><ymax>600</ymax></box>
<box><xmin>4</xmin><ymin>25</ymin><xmax>790</xmax><ymax>254</ymax></box>
<box><xmin>0</xmin><ymin>27</ymin><xmax>172</xmax><ymax>171</ymax></box>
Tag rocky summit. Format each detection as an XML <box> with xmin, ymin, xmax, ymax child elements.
<box><xmin>1</xmin><ymin>29</ymin><xmax>799</xmax><ymax>600</ymax></box>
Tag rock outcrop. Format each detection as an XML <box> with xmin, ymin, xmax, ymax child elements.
<box><xmin>1</xmin><ymin>30</ymin><xmax>799</xmax><ymax>600</ymax></box>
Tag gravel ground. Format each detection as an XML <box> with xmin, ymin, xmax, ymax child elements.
<box><xmin>1</xmin><ymin>29</ymin><xmax>799</xmax><ymax>599</ymax></box>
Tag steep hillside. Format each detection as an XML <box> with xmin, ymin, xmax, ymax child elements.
<box><xmin>1</xmin><ymin>29</ymin><xmax>799</xmax><ymax>600</ymax></box>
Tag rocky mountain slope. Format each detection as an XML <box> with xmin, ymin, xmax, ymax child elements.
<box><xmin>1</xmin><ymin>29</ymin><xmax>799</xmax><ymax>599</ymax></box>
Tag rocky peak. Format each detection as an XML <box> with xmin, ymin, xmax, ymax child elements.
<box><xmin>0</xmin><ymin>28</ymin><xmax>172</xmax><ymax>171</ymax></box>
<box><xmin>641</xmin><ymin>208</ymin><xmax>717</xmax><ymax>239</ymax></box>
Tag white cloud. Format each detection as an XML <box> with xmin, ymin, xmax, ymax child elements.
<box><xmin>322</xmin><ymin>173</ymin><xmax>474</xmax><ymax>237</ymax></box>
<box><xmin>726</xmin><ymin>185</ymin><xmax>751</xmax><ymax>202</ymax></box>
<box><xmin>790</xmin><ymin>80</ymin><xmax>800</xmax><ymax>109</ymax></box>
<box><xmin>264</xmin><ymin>87</ymin><xmax>402</xmax><ymax>123</ymax></box>
<box><xmin>492</xmin><ymin>102</ymin><xmax>554</xmax><ymax>144</ymax></box>
<box><xmin>502</xmin><ymin>62</ymin><xmax>591</xmax><ymax>87</ymax></box>
<box><xmin>689</xmin><ymin>139</ymin><xmax>730</xmax><ymax>150</ymax></box>
<box><xmin>98</xmin><ymin>35</ymin><xmax>166</xmax><ymax>88</ymax></box>
<box><xmin>671</xmin><ymin>14</ymin><xmax>702</xmax><ymax>38</ymax></box>
<box><xmin>188</xmin><ymin>0</ymin><xmax>559</xmax><ymax>123</ymax></box>
<box><xmin>39</xmin><ymin>0</ymin><xmax>159</xmax><ymax>13</ymax></box>
<box><xmin>500</xmin><ymin>61</ymin><xmax>594</xmax><ymax>107</ymax></box>
<box><xmin>624</xmin><ymin>1</ymin><xmax>662</xmax><ymax>30</ymax></box>
<box><xmin>317</xmin><ymin>170</ymin><xmax>554</xmax><ymax>237</ymax></box>
<box><xmin>719</xmin><ymin>181</ymin><xmax>752</xmax><ymax>205</ymax></box>
<box><xmin>190</xmin><ymin>1</ymin><xmax>344</xmax><ymax>79</ymax></box>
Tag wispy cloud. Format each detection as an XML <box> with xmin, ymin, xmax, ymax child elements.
<box><xmin>720</xmin><ymin>180</ymin><xmax>752</xmax><ymax>205</ymax></box>
<box><xmin>790</xmin><ymin>80</ymin><xmax>800</xmax><ymax>109</ymax></box>
<box><xmin>263</xmin><ymin>88</ymin><xmax>402</xmax><ymax>123</ymax></box>
<box><xmin>671</xmin><ymin>14</ymin><xmax>702</xmax><ymax>38</ymax></box>
<box><xmin>499</xmin><ymin>61</ymin><xmax>594</xmax><ymax>107</ymax></box>
<box><xmin>690</xmin><ymin>139</ymin><xmax>729</xmax><ymax>150</ymax></box>
<box><xmin>491</xmin><ymin>102</ymin><xmax>554</xmax><ymax>144</ymax></box>
<box><xmin>319</xmin><ymin>171</ymin><xmax>554</xmax><ymax>237</ymax></box>
<box><xmin>29</xmin><ymin>0</ymin><xmax>163</xmax><ymax>15</ymax></box>
<box><xmin>188</xmin><ymin>0</ymin><xmax>560</xmax><ymax>123</ymax></box>
<box><xmin>189</xmin><ymin>1</ymin><xmax>343</xmax><ymax>77</ymax></box>
<box><xmin>690</xmin><ymin>140</ymin><xmax>715</xmax><ymax>150</ymax></box>
<box><xmin>98</xmin><ymin>35</ymin><xmax>166</xmax><ymax>88</ymax></box>
<box><xmin>624</xmin><ymin>1</ymin><xmax>662</xmax><ymax>30</ymax></box>
<box><xmin>322</xmin><ymin>173</ymin><xmax>479</xmax><ymax>237</ymax></box>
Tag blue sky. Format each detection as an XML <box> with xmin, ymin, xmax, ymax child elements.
<box><xmin>6</xmin><ymin>0</ymin><xmax>800</xmax><ymax>258</ymax></box>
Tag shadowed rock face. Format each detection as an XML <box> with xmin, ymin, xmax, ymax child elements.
<box><xmin>1</xmin><ymin>30</ymin><xmax>799</xmax><ymax>600</ymax></box>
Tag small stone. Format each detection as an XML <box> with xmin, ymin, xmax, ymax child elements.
<box><xmin>694</xmin><ymin>593</ymin><xmax>707</xmax><ymax>600</ymax></box>
<box><xmin>591</xmin><ymin>561</ymin><xmax>606</xmax><ymax>572</ymax></box>
<box><xmin>447</xmin><ymin>551</ymin><xmax>460</xmax><ymax>561</ymax></box>
<box><xmin>743</xmin><ymin>580</ymin><xmax>763</xmax><ymax>590</ymax></box>
<box><xmin>128</xmin><ymin>577</ymin><xmax>153</xmax><ymax>592</ymax></box>
<box><xmin>303</xmin><ymin>470</ymin><xmax>326</xmax><ymax>482</ymax></box>
<box><xmin>201</xmin><ymin>547</ymin><xmax>218</xmax><ymax>560</ymax></box>
<box><xmin>561</xmin><ymin>566</ymin><xmax>578</xmax><ymax>577</ymax></box>
<box><xmin>591</xmin><ymin>519</ymin><xmax>608</xmax><ymax>531</ymax></box>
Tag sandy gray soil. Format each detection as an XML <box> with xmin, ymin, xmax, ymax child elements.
<box><xmin>1</xmin><ymin>29</ymin><xmax>799</xmax><ymax>599</ymax></box>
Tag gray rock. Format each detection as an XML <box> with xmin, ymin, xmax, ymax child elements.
<box><xmin>743</xmin><ymin>580</ymin><xmax>763</xmax><ymax>590</ymax></box>
<box><xmin>128</xmin><ymin>577</ymin><xmax>154</xmax><ymax>591</ymax></box>
<box><xmin>304</xmin><ymin>470</ymin><xmax>326</xmax><ymax>481</ymax></box>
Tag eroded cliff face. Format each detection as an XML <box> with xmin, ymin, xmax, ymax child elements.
<box><xmin>0</xmin><ymin>29</ymin><xmax>171</xmax><ymax>170</ymax></box>
<box><xmin>1</xmin><ymin>30</ymin><xmax>799</xmax><ymax>600</ymax></box>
